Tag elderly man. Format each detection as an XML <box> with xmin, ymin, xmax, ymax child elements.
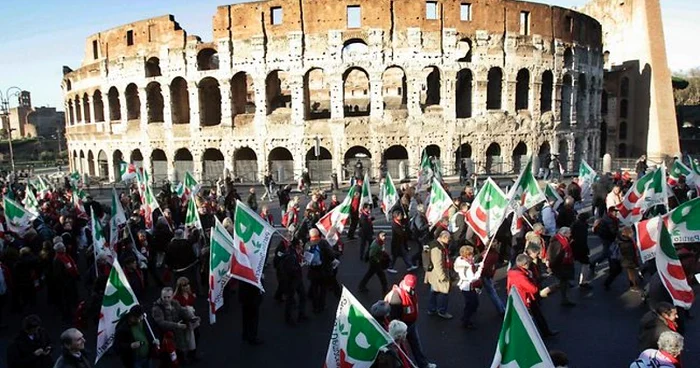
<box><xmin>636</xmin><ymin>331</ymin><xmax>683</xmax><ymax>368</ymax></box>
<box><xmin>152</xmin><ymin>287</ymin><xmax>197</xmax><ymax>362</ymax></box>
<box><xmin>306</xmin><ymin>229</ymin><xmax>337</xmax><ymax>313</ymax></box>
<box><xmin>548</xmin><ymin>227</ymin><xmax>576</xmax><ymax>307</ymax></box>
<box><xmin>425</xmin><ymin>230</ymin><xmax>453</xmax><ymax>319</ymax></box>
<box><xmin>54</xmin><ymin>328</ymin><xmax>91</xmax><ymax>368</ymax></box>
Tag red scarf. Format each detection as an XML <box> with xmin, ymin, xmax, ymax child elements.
<box><xmin>554</xmin><ymin>234</ymin><xmax>574</xmax><ymax>264</ymax></box>
<box><xmin>56</xmin><ymin>253</ymin><xmax>79</xmax><ymax>278</ymax></box>
<box><xmin>657</xmin><ymin>349</ymin><xmax>682</xmax><ymax>368</ymax></box>
<box><xmin>664</xmin><ymin>317</ymin><xmax>678</xmax><ymax>332</ymax></box>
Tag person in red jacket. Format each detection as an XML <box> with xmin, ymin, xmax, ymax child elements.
<box><xmin>507</xmin><ymin>254</ymin><xmax>558</xmax><ymax>338</ymax></box>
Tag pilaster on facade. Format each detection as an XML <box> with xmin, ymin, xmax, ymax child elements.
<box><xmin>139</xmin><ymin>87</ymin><xmax>148</xmax><ymax>130</ymax></box>
<box><xmin>162</xmin><ymin>86</ymin><xmax>173</xmax><ymax>130</ymax></box>
<box><xmin>219</xmin><ymin>78</ymin><xmax>232</xmax><ymax>127</ymax></box>
<box><xmin>369</xmin><ymin>78</ymin><xmax>384</xmax><ymax>119</ymax></box>
<box><xmin>87</xmin><ymin>95</ymin><xmax>96</xmax><ymax>125</ymax></box>
<box><xmin>187</xmin><ymin>81</ymin><xmax>200</xmax><ymax>134</ymax></box>
<box><xmin>289</xmin><ymin>74</ymin><xmax>305</xmax><ymax>123</ymax></box>
<box><xmin>329</xmin><ymin>76</ymin><xmax>344</xmax><ymax>120</ymax></box>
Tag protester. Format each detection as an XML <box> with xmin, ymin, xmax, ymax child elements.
<box><xmin>152</xmin><ymin>287</ymin><xmax>198</xmax><ymax>362</ymax></box>
<box><xmin>359</xmin><ymin>231</ymin><xmax>390</xmax><ymax>295</ymax></box>
<box><xmin>547</xmin><ymin>227</ymin><xmax>576</xmax><ymax>306</ymax></box>
<box><xmin>425</xmin><ymin>231</ymin><xmax>452</xmax><ymax>319</ymax></box>
<box><xmin>54</xmin><ymin>328</ymin><xmax>91</xmax><ymax>368</ymax></box>
<box><xmin>453</xmin><ymin>245</ymin><xmax>481</xmax><ymax>329</ymax></box>
<box><xmin>6</xmin><ymin>315</ymin><xmax>54</xmax><ymax>368</ymax></box>
<box><xmin>359</xmin><ymin>203</ymin><xmax>375</xmax><ymax>262</ymax></box>
<box><xmin>115</xmin><ymin>305</ymin><xmax>157</xmax><ymax>368</ymax></box>
<box><xmin>639</xmin><ymin>302</ymin><xmax>680</xmax><ymax>351</ymax></box>
<box><xmin>604</xmin><ymin>226</ymin><xmax>640</xmax><ymax>292</ymax></box>
<box><xmin>388</xmin><ymin>210</ymin><xmax>416</xmax><ymax>273</ymax></box>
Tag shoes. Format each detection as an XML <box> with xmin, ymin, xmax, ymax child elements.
<box><xmin>579</xmin><ymin>283</ymin><xmax>593</xmax><ymax>290</ymax></box>
<box><xmin>561</xmin><ymin>300</ymin><xmax>576</xmax><ymax>307</ymax></box>
<box><xmin>246</xmin><ymin>338</ymin><xmax>265</xmax><ymax>346</ymax></box>
<box><xmin>407</xmin><ymin>265</ymin><xmax>419</xmax><ymax>272</ymax></box>
<box><xmin>628</xmin><ymin>287</ymin><xmax>642</xmax><ymax>293</ymax></box>
<box><xmin>386</xmin><ymin>268</ymin><xmax>398</xmax><ymax>274</ymax></box>
<box><xmin>426</xmin><ymin>363</ymin><xmax>437</xmax><ymax>368</ymax></box>
<box><xmin>426</xmin><ymin>310</ymin><xmax>437</xmax><ymax>316</ymax></box>
<box><xmin>437</xmin><ymin>312</ymin><xmax>453</xmax><ymax>319</ymax></box>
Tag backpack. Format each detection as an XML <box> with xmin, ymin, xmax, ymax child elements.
<box><xmin>629</xmin><ymin>357</ymin><xmax>662</xmax><ymax>368</ymax></box>
<box><xmin>422</xmin><ymin>243</ymin><xmax>435</xmax><ymax>272</ymax></box>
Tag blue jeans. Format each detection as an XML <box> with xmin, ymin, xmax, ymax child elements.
<box><xmin>427</xmin><ymin>288</ymin><xmax>449</xmax><ymax>314</ymax></box>
<box><xmin>391</xmin><ymin>248</ymin><xmax>413</xmax><ymax>269</ymax></box>
<box><xmin>407</xmin><ymin>323</ymin><xmax>429</xmax><ymax>368</ymax></box>
<box><xmin>461</xmin><ymin>290</ymin><xmax>479</xmax><ymax>324</ymax></box>
<box><xmin>482</xmin><ymin>277</ymin><xmax>505</xmax><ymax>314</ymax></box>
<box><xmin>134</xmin><ymin>358</ymin><xmax>151</xmax><ymax>368</ymax></box>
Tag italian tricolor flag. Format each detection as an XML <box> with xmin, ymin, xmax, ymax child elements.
<box><xmin>231</xmin><ymin>200</ymin><xmax>275</xmax><ymax>291</ymax></box>
<box><xmin>466</xmin><ymin>178</ymin><xmax>508</xmax><ymax>244</ymax></box>
<box><xmin>490</xmin><ymin>287</ymin><xmax>554</xmax><ymax>368</ymax></box>
<box><xmin>668</xmin><ymin>159</ymin><xmax>699</xmax><ymax>191</ymax></box>
<box><xmin>23</xmin><ymin>188</ymin><xmax>40</xmax><ymax>218</ymax></box>
<box><xmin>507</xmin><ymin>156</ymin><xmax>545</xmax><ymax>235</ymax></box>
<box><xmin>636</xmin><ymin>197</ymin><xmax>700</xmax><ymax>257</ymax></box>
<box><xmin>317</xmin><ymin>186</ymin><xmax>357</xmax><ymax>245</ymax></box>
<box><xmin>185</xmin><ymin>195</ymin><xmax>202</xmax><ymax>231</ymax></box>
<box><xmin>617</xmin><ymin>166</ymin><xmax>667</xmax><ymax>225</ymax></box>
<box><xmin>142</xmin><ymin>183</ymin><xmax>160</xmax><ymax>229</ymax></box>
<box><xmin>380</xmin><ymin>171</ymin><xmax>399</xmax><ymax>222</ymax></box>
<box><xmin>543</xmin><ymin>183</ymin><xmax>563</xmax><ymax>211</ymax></box>
<box><xmin>656</xmin><ymin>223</ymin><xmax>695</xmax><ymax>309</ymax></box>
<box><xmin>578</xmin><ymin>159</ymin><xmax>598</xmax><ymax>199</ymax></box>
<box><xmin>425</xmin><ymin>178</ymin><xmax>453</xmax><ymax>226</ymax></box>
<box><xmin>119</xmin><ymin>161</ymin><xmax>137</xmax><ymax>182</ymax></box>
<box><xmin>361</xmin><ymin>172</ymin><xmax>372</xmax><ymax>208</ymax></box>
<box><xmin>209</xmin><ymin>218</ymin><xmax>234</xmax><ymax>324</ymax></box>
<box><xmin>3</xmin><ymin>197</ymin><xmax>35</xmax><ymax>236</ymax></box>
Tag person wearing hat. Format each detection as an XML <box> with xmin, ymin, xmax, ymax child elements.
<box><xmin>385</xmin><ymin>274</ymin><xmax>437</xmax><ymax>368</ymax></box>
<box><xmin>6</xmin><ymin>315</ymin><xmax>54</xmax><ymax>368</ymax></box>
<box><xmin>115</xmin><ymin>305</ymin><xmax>158</xmax><ymax>368</ymax></box>
<box><xmin>370</xmin><ymin>300</ymin><xmax>391</xmax><ymax>330</ymax></box>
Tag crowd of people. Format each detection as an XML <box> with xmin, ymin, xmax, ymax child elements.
<box><xmin>0</xmin><ymin>154</ymin><xmax>698</xmax><ymax>367</ymax></box>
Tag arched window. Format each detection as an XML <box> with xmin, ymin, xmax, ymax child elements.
<box><xmin>146</xmin><ymin>82</ymin><xmax>164</xmax><ymax>123</ymax></box>
<box><xmin>343</xmin><ymin>67</ymin><xmax>370</xmax><ymax>117</ymax></box>
<box><xmin>561</xmin><ymin>74</ymin><xmax>573</xmax><ymax>125</ymax></box>
<box><xmin>421</xmin><ymin>66</ymin><xmax>441</xmax><ymax>110</ymax></box>
<box><xmin>487</xmin><ymin>68</ymin><xmax>503</xmax><ymax>110</ymax></box>
<box><xmin>170</xmin><ymin>77</ymin><xmax>189</xmax><ymax>125</ymax></box>
<box><xmin>620</xmin><ymin>77</ymin><xmax>629</xmax><ymax>97</ymax></box>
<box><xmin>93</xmin><ymin>90</ymin><xmax>104</xmax><ymax>122</ymax></box>
<box><xmin>82</xmin><ymin>93</ymin><xmax>91</xmax><ymax>123</ymax></box>
<box><xmin>197</xmin><ymin>48</ymin><xmax>219</xmax><ymax>71</ymax></box>
<box><xmin>265</xmin><ymin>70</ymin><xmax>290</xmax><ymax>115</ymax></box>
<box><xmin>564</xmin><ymin>48</ymin><xmax>574</xmax><ymax>69</ymax></box>
<box><xmin>231</xmin><ymin>72</ymin><xmax>255</xmax><ymax>117</ymax></box>
<box><xmin>540</xmin><ymin>70</ymin><xmax>553</xmax><ymax>113</ymax></box>
<box><xmin>456</xmin><ymin>69</ymin><xmax>472</xmax><ymax>118</ymax></box>
<box><xmin>341</xmin><ymin>39</ymin><xmax>368</xmax><ymax>61</ymax></box>
<box><xmin>145</xmin><ymin>57</ymin><xmax>161</xmax><ymax>77</ymax></box>
<box><xmin>619</xmin><ymin>121</ymin><xmax>628</xmax><ymax>140</ymax></box>
<box><xmin>108</xmin><ymin>87</ymin><xmax>121</xmax><ymax>121</ymax></box>
<box><xmin>382</xmin><ymin>66</ymin><xmax>407</xmax><ymax>111</ymax></box>
<box><xmin>515</xmin><ymin>69</ymin><xmax>530</xmax><ymax>111</ymax></box>
<box><xmin>198</xmin><ymin>77</ymin><xmax>221</xmax><ymax>126</ymax></box>
<box><xmin>620</xmin><ymin>99</ymin><xmax>628</xmax><ymax>119</ymax></box>
<box><xmin>125</xmin><ymin>83</ymin><xmax>140</xmax><ymax>120</ymax></box>
<box><xmin>457</xmin><ymin>38</ymin><xmax>472</xmax><ymax>62</ymax></box>
<box><xmin>305</xmin><ymin>68</ymin><xmax>330</xmax><ymax>119</ymax></box>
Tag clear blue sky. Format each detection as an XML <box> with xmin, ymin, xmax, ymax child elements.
<box><xmin>0</xmin><ymin>0</ymin><xmax>696</xmax><ymax>110</ymax></box>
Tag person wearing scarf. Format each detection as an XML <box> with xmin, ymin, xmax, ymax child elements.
<box><xmin>637</xmin><ymin>331</ymin><xmax>684</xmax><ymax>368</ymax></box>
<box><xmin>547</xmin><ymin>227</ymin><xmax>576</xmax><ymax>307</ymax></box>
<box><xmin>53</xmin><ymin>243</ymin><xmax>80</xmax><ymax>321</ymax></box>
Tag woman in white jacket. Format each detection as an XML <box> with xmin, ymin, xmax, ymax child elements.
<box><xmin>453</xmin><ymin>246</ymin><xmax>482</xmax><ymax>329</ymax></box>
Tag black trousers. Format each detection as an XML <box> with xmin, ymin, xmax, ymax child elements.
<box><xmin>308</xmin><ymin>268</ymin><xmax>327</xmax><ymax>312</ymax></box>
<box><xmin>359</xmin><ymin>263</ymin><xmax>388</xmax><ymax>294</ymax></box>
<box><xmin>348</xmin><ymin>214</ymin><xmax>359</xmax><ymax>238</ymax></box>
<box><xmin>284</xmin><ymin>279</ymin><xmax>306</xmax><ymax>321</ymax></box>
<box><xmin>604</xmin><ymin>259</ymin><xmax>623</xmax><ymax>288</ymax></box>
<box><xmin>241</xmin><ymin>301</ymin><xmax>260</xmax><ymax>341</ymax></box>
<box><xmin>530</xmin><ymin>300</ymin><xmax>553</xmax><ymax>336</ymax></box>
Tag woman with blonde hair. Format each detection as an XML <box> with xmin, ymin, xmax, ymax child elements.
<box><xmin>173</xmin><ymin>277</ymin><xmax>201</xmax><ymax>362</ymax></box>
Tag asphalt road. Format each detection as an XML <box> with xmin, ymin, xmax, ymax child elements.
<box><xmin>1</xmin><ymin>183</ymin><xmax>698</xmax><ymax>367</ymax></box>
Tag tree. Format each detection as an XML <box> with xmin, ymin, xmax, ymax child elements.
<box><xmin>673</xmin><ymin>68</ymin><xmax>700</xmax><ymax>106</ymax></box>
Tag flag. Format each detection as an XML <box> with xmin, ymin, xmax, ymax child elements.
<box><xmin>490</xmin><ymin>287</ymin><xmax>554</xmax><ymax>368</ymax></box>
<box><xmin>617</xmin><ymin>166</ymin><xmax>667</xmax><ymax>225</ymax></box>
<box><xmin>425</xmin><ymin>178</ymin><xmax>453</xmax><ymax>226</ymax></box>
<box><xmin>381</xmin><ymin>172</ymin><xmax>399</xmax><ymax>222</ymax></box>
<box><xmin>32</xmin><ymin>176</ymin><xmax>50</xmax><ymax>198</ymax></box>
<box><xmin>23</xmin><ymin>188</ymin><xmax>40</xmax><ymax>217</ymax></box>
<box><xmin>507</xmin><ymin>156</ymin><xmax>545</xmax><ymax>235</ymax></box>
<box><xmin>95</xmin><ymin>259</ymin><xmax>139</xmax><ymax>364</ymax></box>
<box><xmin>543</xmin><ymin>183</ymin><xmax>563</xmax><ymax>211</ymax></box>
<box><xmin>417</xmin><ymin>149</ymin><xmax>433</xmax><ymax>191</ymax></box>
<box><xmin>3</xmin><ymin>197</ymin><xmax>35</xmax><ymax>236</ymax></box>
<box><xmin>656</xmin><ymin>223</ymin><xmax>695</xmax><ymax>309</ymax></box>
<box><xmin>324</xmin><ymin>287</ymin><xmax>394</xmax><ymax>368</ymax></box>
<box><xmin>184</xmin><ymin>171</ymin><xmax>201</xmax><ymax>196</ymax></box>
<box><xmin>185</xmin><ymin>196</ymin><xmax>203</xmax><ymax>231</ymax></box>
<box><xmin>209</xmin><ymin>218</ymin><xmax>234</xmax><ymax>324</ymax></box>
<box><xmin>578</xmin><ymin>159</ymin><xmax>598</xmax><ymax>199</ymax></box>
<box><xmin>69</xmin><ymin>171</ymin><xmax>82</xmax><ymax>186</ymax></box>
<box><xmin>668</xmin><ymin>159</ymin><xmax>698</xmax><ymax>190</ymax></box>
<box><xmin>635</xmin><ymin>216</ymin><xmax>663</xmax><ymax>263</ymax></box>
<box><xmin>691</xmin><ymin>158</ymin><xmax>700</xmax><ymax>177</ymax></box>
<box><xmin>466</xmin><ymin>178</ymin><xmax>508</xmax><ymax>244</ymax></box>
<box><xmin>90</xmin><ymin>208</ymin><xmax>113</xmax><ymax>263</ymax></box>
<box><xmin>231</xmin><ymin>200</ymin><xmax>275</xmax><ymax>291</ymax></box>
<box><xmin>361</xmin><ymin>172</ymin><xmax>372</xmax><ymax>207</ymax></box>
<box><xmin>119</xmin><ymin>161</ymin><xmax>137</xmax><ymax>182</ymax></box>
<box><xmin>143</xmin><ymin>183</ymin><xmax>160</xmax><ymax>229</ymax></box>
<box><xmin>666</xmin><ymin>197</ymin><xmax>700</xmax><ymax>243</ymax></box>
<box><xmin>317</xmin><ymin>186</ymin><xmax>357</xmax><ymax>245</ymax></box>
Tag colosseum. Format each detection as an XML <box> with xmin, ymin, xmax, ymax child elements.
<box><xmin>63</xmin><ymin>0</ymin><xmax>606</xmax><ymax>186</ymax></box>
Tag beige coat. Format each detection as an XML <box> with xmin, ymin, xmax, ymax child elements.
<box><xmin>424</xmin><ymin>244</ymin><xmax>451</xmax><ymax>294</ymax></box>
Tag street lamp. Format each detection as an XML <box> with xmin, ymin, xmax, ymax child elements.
<box><xmin>0</xmin><ymin>86</ymin><xmax>24</xmax><ymax>180</ymax></box>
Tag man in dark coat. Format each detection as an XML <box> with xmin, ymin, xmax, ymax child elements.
<box><xmin>6</xmin><ymin>315</ymin><xmax>54</xmax><ymax>368</ymax></box>
<box><xmin>570</xmin><ymin>212</ymin><xmax>592</xmax><ymax>288</ymax></box>
<box><xmin>388</xmin><ymin>210</ymin><xmax>416</xmax><ymax>274</ymax></box>
<box><xmin>638</xmin><ymin>302</ymin><xmax>679</xmax><ymax>351</ymax></box>
<box><xmin>279</xmin><ymin>239</ymin><xmax>307</xmax><ymax>325</ymax></box>
<box><xmin>115</xmin><ymin>305</ymin><xmax>156</xmax><ymax>368</ymax></box>
<box><xmin>547</xmin><ymin>227</ymin><xmax>576</xmax><ymax>307</ymax></box>
<box><xmin>358</xmin><ymin>203</ymin><xmax>375</xmax><ymax>261</ymax></box>
<box><xmin>54</xmin><ymin>328</ymin><xmax>91</xmax><ymax>368</ymax></box>
<box><xmin>164</xmin><ymin>229</ymin><xmax>199</xmax><ymax>294</ymax></box>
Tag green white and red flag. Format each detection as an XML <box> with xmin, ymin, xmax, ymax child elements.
<box><xmin>232</xmin><ymin>200</ymin><xmax>275</xmax><ymax>291</ymax></box>
<box><xmin>3</xmin><ymin>197</ymin><xmax>35</xmax><ymax>236</ymax></box>
<box><xmin>543</xmin><ymin>183</ymin><xmax>563</xmax><ymax>211</ymax></box>
<box><xmin>380</xmin><ymin>171</ymin><xmax>399</xmax><ymax>222</ymax></box>
<box><xmin>31</xmin><ymin>175</ymin><xmax>50</xmax><ymax>198</ymax></box>
<box><xmin>425</xmin><ymin>178</ymin><xmax>453</xmax><ymax>226</ymax></box>
<box><xmin>578</xmin><ymin>159</ymin><xmax>598</xmax><ymax>199</ymax></box>
<box><xmin>635</xmin><ymin>197</ymin><xmax>700</xmax><ymax>261</ymax></box>
<box><xmin>208</xmin><ymin>218</ymin><xmax>234</xmax><ymax>324</ymax></box>
<box><xmin>668</xmin><ymin>159</ymin><xmax>698</xmax><ymax>190</ymax></box>
<box><xmin>23</xmin><ymin>188</ymin><xmax>40</xmax><ymax>218</ymax></box>
<box><xmin>490</xmin><ymin>287</ymin><xmax>554</xmax><ymax>368</ymax></box>
<box><xmin>617</xmin><ymin>166</ymin><xmax>667</xmax><ymax>225</ymax></box>
<box><xmin>120</xmin><ymin>161</ymin><xmax>137</xmax><ymax>182</ymax></box>
<box><xmin>71</xmin><ymin>188</ymin><xmax>88</xmax><ymax>220</ymax></box>
<box><xmin>324</xmin><ymin>287</ymin><xmax>395</xmax><ymax>368</ymax></box>
<box><xmin>466</xmin><ymin>178</ymin><xmax>508</xmax><ymax>244</ymax></box>
<box><xmin>317</xmin><ymin>186</ymin><xmax>357</xmax><ymax>245</ymax></box>
<box><xmin>142</xmin><ymin>183</ymin><xmax>160</xmax><ymax>229</ymax></box>
<box><xmin>95</xmin><ymin>259</ymin><xmax>139</xmax><ymax>364</ymax></box>
<box><xmin>507</xmin><ymin>156</ymin><xmax>545</xmax><ymax>235</ymax></box>
<box><xmin>185</xmin><ymin>195</ymin><xmax>203</xmax><ymax>232</ymax></box>
<box><xmin>417</xmin><ymin>149</ymin><xmax>433</xmax><ymax>191</ymax></box>
<box><xmin>361</xmin><ymin>172</ymin><xmax>372</xmax><ymax>208</ymax></box>
<box><xmin>184</xmin><ymin>171</ymin><xmax>201</xmax><ymax>196</ymax></box>
<box><xmin>656</xmin><ymin>223</ymin><xmax>695</xmax><ymax>309</ymax></box>
<box><xmin>91</xmin><ymin>208</ymin><xmax>113</xmax><ymax>263</ymax></box>
<box><xmin>691</xmin><ymin>158</ymin><xmax>700</xmax><ymax>176</ymax></box>
<box><xmin>635</xmin><ymin>216</ymin><xmax>663</xmax><ymax>263</ymax></box>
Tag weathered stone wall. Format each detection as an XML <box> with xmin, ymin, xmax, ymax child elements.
<box><xmin>63</xmin><ymin>0</ymin><xmax>604</xmax><ymax>184</ymax></box>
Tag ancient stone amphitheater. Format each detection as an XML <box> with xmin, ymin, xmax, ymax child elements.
<box><xmin>63</xmin><ymin>0</ymin><xmax>604</xmax><ymax>186</ymax></box>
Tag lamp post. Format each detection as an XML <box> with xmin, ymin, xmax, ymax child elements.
<box><xmin>0</xmin><ymin>87</ymin><xmax>23</xmax><ymax>180</ymax></box>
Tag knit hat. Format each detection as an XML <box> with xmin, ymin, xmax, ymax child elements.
<box><xmin>388</xmin><ymin>320</ymin><xmax>408</xmax><ymax>341</ymax></box>
<box><xmin>53</xmin><ymin>242</ymin><xmax>66</xmax><ymax>251</ymax></box>
<box><xmin>370</xmin><ymin>301</ymin><xmax>390</xmax><ymax>319</ymax></box>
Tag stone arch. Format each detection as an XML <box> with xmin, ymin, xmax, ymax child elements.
<box><xmin>515</xmin><ymin>68</ymin><xmax>530</xmax><ymax>111</ymax></box>
<box><xmin>72</xmin><ymin>150</ymin><xmax>78</xmax><ymax>172</ymax></box>
<box><xmin>304</xmin><ymin>68</ymin><xmax>331</xmax><ymax>120</ymax></box>
<box><xmin>342</xmin><ymin>38</ymin><xmax>369</xmax><ymax>60</ymax></box>
<box><xmin>540</xmin><ymin>70</ymin><xmax>553</xmax><ymax>113</ymax></box>
<box><xmin>564</xmin><ymin>47</ymin><xmax>574</xmax><ymax>69</ymax></box>
<box><xmin>170</xmin><ymin>77</ymin><xmax>190</xmax><ymax>125</ymax></box>
<box><xmin>384</xmin><ymin>145</ymin><xmax>409</xmax><ymax>180</ymax></box>
<box><xmin>231</xmin><ymin>71</ymin><xmax>255</xmax><ymax>117</ymax></box>
<box><xmin>202</xmin><ymin>148</ymin><xmax>225</xmax><ymax>183</ymax></box>
<box><xmin>67</xmin><ymin>100</ymin><xmax>75</xmax><ymax>125</ymax></box>
<box><xmin>266</xmin><ymin>70</ymin><xmax>291</xmax><ymax>115</ymax></box>
<box><xmin>198</xmin><ymin>77</ymin><xmax>221</xmax><ymax>126</ymax></box>
<box><xmin>75</xmin><ymin>96</ymin><xmax>82</xmax><ymax>122</ymax></box>
<box><xmin>87</xmin><ymin>150</ymin><xmax>96</xmax><ymax>176</ymax></box>
<box><xmin>619</xmin><ymin>121</ymin><xmax>628</xmax><ymax>140</ymax></box>
<box><xmin>456</xmin><ymin>69</ymin><xmax>473</xmax><ymax>118</ymax></box>
<box><xmin>620</xmin><ymin>99</ymin><xmax>628</xmax><ymax>119</ymax></box>
<box><xmin>79</xmin><ymin>150</ymin><xmax>86</xmax><ymax>173</ymax></box>
<box><xmin>151</xmin><ymin>149</ymin><xmax>168</xmax><ymax>183</ymax></box>
<box><xmin>487</xmin><ymin>67</ymin><xmax>503</xmax><ymax>110</ymax></box>
<box><xmin>561</xmin><ymin>74</ymin><xmax>573</xmax><ymax>125</ymax></box>
<box><xmin>512</xmin><ymin>141</ymin><xmax>528</xmax><ymax>173</ymax></box>
<box><xmin>421</xmin><ymin>66</ymin><xmax>441</xmax><ymax>110</ymax></box>
<box><xmin>197</xmin><ymin>48</ymin><xmax>219</xmax><ymax>71</ymax></box>
<box><xmin>305</xmin><ymin>146</ymin><xmax>333</xmax><ymax>181</ymax></box>
<box><xmin>108</xmin><ymin>87</ymin><xmax>121</xmax><ymax>121</ymax></box>
<box><xmin>576</xmin><ymin>74</ymin><xmax>588</xmax><ymax>124</ymax></box>
<box><xmin>382</xmin><ymin>66</ymin><xmax>407</xmax><ymax>110</ymax></box>
<box><xmin>424</xmin><ymin>144</ymin><xmax>440</xmax><ymax>159</ymax></box>
<box><xmin>455</xmin><ymin>143</ymin><xmax>473</xmax><ymax>175</ymax></box>
<box><xmin>130</xmin><ymin>149</ymin><xmax>144</xmax><ymax>171</ymax></box>
<box><xmin>539</xmin><ymin>141</ymin><xmax>551</xmax><ymax>157</ymax></box>
<box><xmin>345</xmin><ymin>146</ymin><xmax>372</xmax><ymax>179</ymax></box>
<box><xmin>146</xmin><ymin>82</ymin><xmax>164</xmax><ymax>123</ymax></box>
<box><xmin>234</xmin><ymin>147</ymin><xmax>258</xmax><ymax>182</ymax></box>
<box><xmin>618</xmin><ymin>143</ymin><xmax>627</xmax><ymax>158</ymax></box>
<box><xmin>125</xmin><ymin>83</ymin><xmax>140</xmax><ymax>120</ymax></box>
<box><xmin>82</xmin><ymin>93</ymin><xmax>91</xmax><ymax>123</ymax></box>
<box><xmin>558</xmin><ymin>139</ymin><xmax>569</xmax><ymax>169</ymax></box>
<box><xmin>145</xmin><ymin>57</ymin><xmax>161</xmax><ymax>78</ymax></box>
<box><xmin>269</xmin><ymin>147</ymin><xmax>294</xmax><ymax>183</ymax></box>
<box><xmin>174</xmin><ymin>148</ymin><xmax>194</xmax><ymax>182</ymax></box>
<box><xmin>485</xmin><ymin>143</ymin><xmax>502</xmax><ymax>174</ymax></box>
<box><xmin>457</xmin><ymin>38</ymin><xmax>473</xmax><ymax>62</ymax></box>
<box><xmin>620</xmin><ymin>76</ymin><xmax>629</xmax><ymax>97</ymax></box>
<box><xmin>343</xmin><ymin>67</ymin><xmax>370</xmax><ymax>117</ymax></box>
<box><xmin>113</xmin><ymin>150</ymin><xmax>123</xmax><ymax>180</ymax></box>
<box><xmin>97</xmin><ymin>150</ymin><xmax>108</xmax><ymax>180</ymax></box>
<box><xmin>93</xmin><ymin>90</ymin><xmax>104</xmax><ymax>122</ymax></box>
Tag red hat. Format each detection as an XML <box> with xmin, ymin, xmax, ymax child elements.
<box><xmin>402</xmin><ymin>274</ymin><xmax>418</xmax><ymax>289</ymax></box>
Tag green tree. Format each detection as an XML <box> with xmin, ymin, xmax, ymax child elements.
<box><xmin>674</xmin><ymin>68</ymin><xmax>700</xmax><ymax>106</ymax></box>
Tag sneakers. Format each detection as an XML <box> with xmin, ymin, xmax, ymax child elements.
<box><xmin>426</xmin><ymin>310</ymin><xmax>437</xmax><ymax>316</ymax></box>
<box><xmin>425</xmin><ymin>363</ymin><xmax>437</xmax><ymax>368</ymax></box>
<box><xmin>386</xmin><ymin>268</ymin><xmax>398</xmax><ymax>274</ymax></box>
<box><xmin>407</xmin><ymin>265</ymin><xmax>419</xmax><ymax>272</ymax></box>
<box><xmin>437</xmin><ymin>312</ymin><xmax>453</xmax><ymax>319</ymax></box>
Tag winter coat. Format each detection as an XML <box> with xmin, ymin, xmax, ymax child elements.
<box><xmin>617</xmin><ymin>234</ymin><xmax>638</xmax><ymax>269</ymax></box>
<box><xmin>555</xmin><ymin>205</ymin><xmax>576</xmax><ymax>228</ymax></box>
<box><xmin>390</xmin><ymin>220</ymin><xmax>408</xmax><ymax>255</ymax></box>
<box><xmin>7</xmin><ymin>329</ymin><xmax>54</xmax><ymax>368</ymax></box>
<box><xmin>165</xmin><ymin>238</ymin><xmax>197</xmax><ymax>271</ymax></box>
<box><xmin>638</xmin><ymin>310</ymin><xmax>676</xmax><ymax>351</ymax></box>
<box><xmin>52</xmin><ymin>349</ymin><xmax>91</xmax><ymax>368</ymax></box>
<box><xmin>506</xmin><ymin>266</ymin><xmax>539</xmax><ymax>309</ymax></box>
<box><xmin>246</xmin><ymin>193</ymin><xmax>258</xmax><ymax>212</ymax></box>
<box><xmin>424</xmin><ymin>241</ymin><xmax>451</xmax><ymax>294</ymax></box>
<box><xmin>570</xmin><ymin>219</ymin><xmax>590</xmax><ymax>263</ymax></box>
<box><xmin>359</xmin><ymin>212</ymin><xmax>374</xmax><ymax>240</ymax></box>
<box><xmin>114</xmin><ymin>318</ymin><xmax>155</xmax><ymax>368</ymax></box>
<box><xmin>547</xmin><ymin>235</ymin><xmax>575</xmax><ymax>280</ymax></box>
<box><xmin>151</xmin><ymin>298</ymin><xmax>196</xmax><ymax>351</ymax></box>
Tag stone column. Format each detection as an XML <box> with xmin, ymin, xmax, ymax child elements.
<box><xmin>162</xmin><ymin>84</ymin><xmax>172</xmax><ymax>130</ymax></box>
<box><xmin>120</xmin><ymin>91</ymin><xmax>128</xmax><ymax>125</ymax></box>
<box><xmin>142</xmin><ymin>148</ymin><xmax>153</xmax><ymax>180</ymax></box>
<box><xmin>406</xmin><ymin>75</ymin><xmax>422</xmax><ymax>118</ymax></box>
<box><xmin>88</xmin><ymin>95</ymin><xmax>96</xmax><ymax>124</ymax></box>
<box><xmin>567</xmin><ymin>134</ymin><xmax>576</xmax><ymax>172</ymax></box>
<box><xmin>473</xmin><ymin>76</ymin><xmax>488</xmax><ymax>116</ymax></box>
<box><xmin>253</xmin><ymin>76</ymin><xmax>267</xmax><ymax>125</ymax></box>
<box><xmin>139</xmin><ymin>87</ymin><xmax>148</xmax><ymax>130</ymax></box>
<box><xmin>442</xmin><ymin>71</ymin><xmax>456</xmax><ymax>120</ymax></box>
<box><xmin>188</xmin><ymin>81</ymin><xmax>200</xmax><ymax>133</ymax></box>
<box><xmin>553</xmin><ymin>79</ymin><xmax>563</xmax><ymax>122</ymax></box>
<box><xmin>290</xmin><ymin>75</ymin><xmax>304</xmax><ymax>124</ymax></box>
<box><xmin>102</xmin><ymin>95</ymin><xmax>112</xmax><ymax>133</ymax></box>
<box><xmin>192</xmin><ymin>149</ymin><xmax>204</xmax><ymax>183</ymax></box>
<box><xmin>167</xmin><ymin>157</ymin><xmax>176</xmax><ymax>182</ymax></box>
<box><xmin>107</xmin><ymin>155</ymin><xmax>116</xmax><ymax>183</ymax></box>
<box><xmin>370</xmin><ymin>77</ymin><xmax>383</xmax><ymax>119</ymax></box>
<box><xmin>570</xmin><ymin>79</ymin><xmax>578</xmax><ymax>126</ymax></box>
<box><xmin>219</xmin><ymin>78</ymin><xmax>232</xmax><ymax>127</ymax></box>
<box><xmin>329</xmin><ymin>76</ymin><xmax>344</xmax><ymax>119</ymax></box>
<box><xmin>504</xmin><ymin>75</ymin><xmax>516</xmax><ymax>113</ymax></box>
<box><xmin>223</xmin><ymin>153</ymin><xmax>234</xmax><ymax>180</ymax></box>
<box><xmin>76</xmin><ymin>98</ymin><xmax>84</xmax><ymax>125</ymax></box>
<box><xmin>532</xmin><ymin>80</ymin><xmax>542</xmax><ymax>120</ymax></box>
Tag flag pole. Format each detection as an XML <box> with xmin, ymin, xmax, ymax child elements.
<box><xmin>142</xmin><ymin>313</ymin><xmax>160</xmax><ymax>346</ymax></box>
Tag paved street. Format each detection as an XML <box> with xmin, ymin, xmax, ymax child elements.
<box><xmin>1</xmin><ymin>183</ymin><xmax>698</xmax><ymax>367</ymax></box>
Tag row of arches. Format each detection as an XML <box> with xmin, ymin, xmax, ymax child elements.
<box><xmin>66</xmin><ymin>66</ymin><xmax>588</xmax><ymax>126</ymax></box>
